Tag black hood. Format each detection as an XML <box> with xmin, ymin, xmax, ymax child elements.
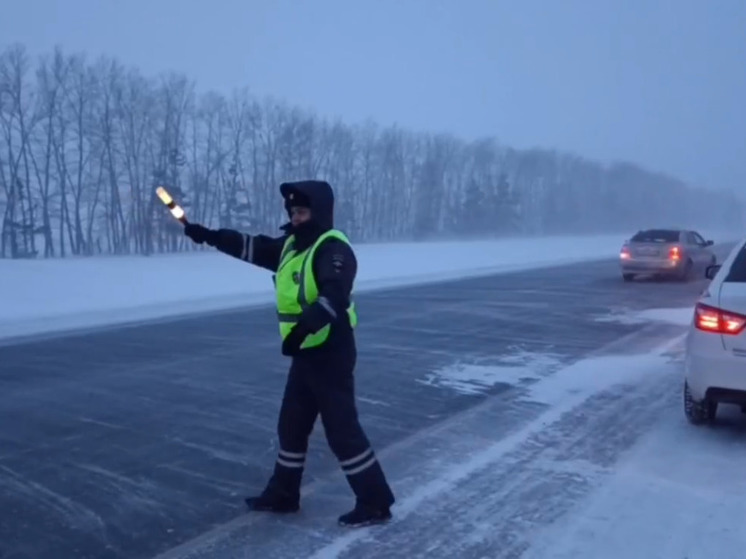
<box><xmin>280</xmin><ymin>180</ymin><xmax>335</xmax><ymax>232</ymax></box>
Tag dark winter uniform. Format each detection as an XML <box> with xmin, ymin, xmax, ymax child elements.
<box><xmin>183</xmin><ymin>180</ymin><xmax>395</xmax><ymax>527</ymax></box>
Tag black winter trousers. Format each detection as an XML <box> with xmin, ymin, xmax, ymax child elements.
<box><xmin>264</xmin><ymin>345</ymin><xmax>395</xmax><ymax>510</ymax></box>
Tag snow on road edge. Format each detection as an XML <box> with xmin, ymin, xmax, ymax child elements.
<box><xmin>0</xmin><ymin>234</ymin><xmax>628</xmax><ymax>341</ymax></box>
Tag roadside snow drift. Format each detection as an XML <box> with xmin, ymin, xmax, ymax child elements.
<box><xmin>595</xmin><ymin>307</ymin><xmax>696</xmax><ymax>327</ymax></box>
<box><xmin>0</xmin><ymin>232</ymin><xmax>724</xmax><ymax>341</ymax></box>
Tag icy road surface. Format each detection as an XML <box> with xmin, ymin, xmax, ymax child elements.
<box><xmin>0</xmin><ymin>253</ymin><xmax>740</xmax><ymax>559</ymax></box>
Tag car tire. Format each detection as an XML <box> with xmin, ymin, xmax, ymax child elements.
<box><xmin>622</xmin><ymin>273</ymin><xmax>635</xmax><ymax>282</ymax></box>
<box><xmin>684</xmin><ymin>381</ymin><xmax>717</xmax><ymax>425</ymax></box>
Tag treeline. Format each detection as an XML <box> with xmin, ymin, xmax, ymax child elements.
<box><xmin>0</xmin><ymin>43</ymin><xmax>741</xmax><ymax>258</ymax></box>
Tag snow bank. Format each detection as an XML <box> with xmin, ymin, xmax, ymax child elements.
<box><xmin>595</xmin><ymin>307</ymin><xmax>696</xmax><ymax>327</ymax></box>
<box><xmin>417</xmin><ymin>350</ymin><xmax>564</xmax><ymax>395</ymax></box>
<box><xmin>524</xmin><ymin>381</ymin><xmax>746</xmax><ymax>559</ymax></box>
<box><xmin>0</xmin><ymin>233</ymin><xmax>699</xmax><ymax>341</ymax></box>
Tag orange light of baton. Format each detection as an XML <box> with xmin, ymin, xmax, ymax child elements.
<box><xmin>156</xmin><ymin>186</ymin><xmax>188</xmax><ymax>224</ymax></box>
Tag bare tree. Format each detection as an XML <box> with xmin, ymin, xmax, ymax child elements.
<box><xmin>0</xmin><ymin>44</ymin><xmax>40</xmax><ymax>258</ymax></box>
<box><xmin>0</xmin><ymin>43</ymin><xmax>742</xmax><ymax>259</ymax></box>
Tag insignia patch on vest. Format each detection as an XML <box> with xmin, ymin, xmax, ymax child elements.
<box><xmin>331</xmin><ymin>253</ymin><xmax>344</xmax><ymax>273</ymax></box>
<box><xmin>292</xmin><ymin>271</ymin><xmax>300</xmax><ymax>284</ymax></box>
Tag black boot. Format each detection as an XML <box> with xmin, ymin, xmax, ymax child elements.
<box><xmin>244</xmin><ymin>487</ymin><xmax>299</xmax><ymax>513</ymax></box>
<box><xmin>338</xmin><ymin>503</ymin><xmax>392</xmax><ymax>527</ymax></box>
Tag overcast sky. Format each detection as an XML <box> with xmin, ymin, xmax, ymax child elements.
<box><xmin>2</xmin><ymin>0</ymin><xmax>745</xmax><ymax>191</ymax></box>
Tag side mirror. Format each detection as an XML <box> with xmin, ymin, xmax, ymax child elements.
<box><xmin>705</xmin><ymin>240</ymin><xmax>714</xmax><ymax>246</ymax></box>
<box><xmin>705</xmin><ymin>264</ymin><xmax>721</xmax><ymax>280</ymax></box>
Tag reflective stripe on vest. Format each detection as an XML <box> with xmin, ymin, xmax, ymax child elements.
<box><xmin>275</xmin><ymin>229</ymin><xmax>358</xmax><ymax>349</ymax></box>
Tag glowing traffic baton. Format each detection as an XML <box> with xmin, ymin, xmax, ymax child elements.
<box><xmin>155</xmin><ymin>186</ymin><xmax>189</xmax><ymax>225</ymax></box>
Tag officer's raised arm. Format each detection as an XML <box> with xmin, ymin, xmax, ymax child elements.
<box><xmin>183</xmin><ymin>223</ymin><xmax>286</xmax><ymax>272</ymax></box>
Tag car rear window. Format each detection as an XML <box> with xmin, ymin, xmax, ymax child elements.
<box><xmin>630</xmin><ymin>230</ymin><xmax>680</xmax><ymax>243</ymax></box>
<box><xmin>725</xmin><ymin>245</ymin><xmax>746</xmax><ymax>282</ymax></box>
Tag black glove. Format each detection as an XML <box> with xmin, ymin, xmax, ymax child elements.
<box><xmin>281</xmin><ymin>322</ymin><xmax>311</xmax><ymax>356</ymax></box>
<box><xmin>184</xmin><ymin>223</ymin><xmax>216</xmax><ymax>245</ymax></box>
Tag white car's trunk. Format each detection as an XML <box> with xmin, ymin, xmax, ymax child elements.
<box><xmin>717</xmin><ymin>282</ymin><xmax>746</xmax><ymax>354</ymax></box>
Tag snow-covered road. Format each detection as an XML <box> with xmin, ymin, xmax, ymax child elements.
<box><xmin>159</xmin><ymin>328</ymin><xmax>691</xmax><ymax>559</ymax></box>
<box><xmin>1</xmin><ymin>245</ymin><xmax>743</xmax><ymax>559</ymax></box>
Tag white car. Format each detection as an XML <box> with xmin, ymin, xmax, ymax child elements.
<box><xmin>684</xmin><ymin>238</ymin><xmax>746</xmax><ymax>424</ymax></box>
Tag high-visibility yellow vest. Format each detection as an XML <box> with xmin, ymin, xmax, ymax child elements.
<box><xmin>275</xmin><ymin>229</ymin><xmax>358</xmax><ymax>349</ymax></box>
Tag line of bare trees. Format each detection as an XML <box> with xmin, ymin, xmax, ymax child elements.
<box><xmin>0</xmin><ymin>43</ymin><xmax>741</xmax><ymax>259</ymax></box>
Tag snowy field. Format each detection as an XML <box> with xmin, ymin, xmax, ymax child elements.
<box><xmin>0</xmin><ymin>233</ymin><xmax>638</xmax><ymax>341</ymax></box>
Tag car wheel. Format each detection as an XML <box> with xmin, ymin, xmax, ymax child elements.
<box><xmin>622</xmin><ymin>273</ymin><xmax>635</xmax><ymax>282</ymax></box>
<box><xmin>684</xmin><ymin>381</ymin><xmax>717</xmax><ymax>425</ymax></box>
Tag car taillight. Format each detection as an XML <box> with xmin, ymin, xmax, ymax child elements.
<box><xmin>669</xmin><ymin>246</ymin><xmax>681</xmax><ymax>261</ymax></box>
<box><xmin>620</xmin><ymin>247</ymin><xmax>630</xmax><ymax>259</ymax></box>
<box><xmin>694</xmin><ymin>303</ymin><xmax>746</xmax><ymax>335</ymax></box>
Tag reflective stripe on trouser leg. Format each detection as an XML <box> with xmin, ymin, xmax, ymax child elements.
<box><xmin>266</xmin><ymin>448</ymin><xmax>306</xmax><ymax>500</ymax></box>
<box><xmin>276</xmin><ymin>449</ymin><xmax>306</xmax><ymax>469</ymax></box>
<box><xmin>338</xmin><ymin>447</ymin><xmax>396</xmax><ymax>508</ymax></box>
<box><xmin>339</xmin><ymin>448</ymin><xmax>377</xmax><ymax>476</ymax></box>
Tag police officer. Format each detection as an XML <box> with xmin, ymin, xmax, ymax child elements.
<box><xmin>183</xmin><ymin>180</ymin><xmax>395</xmax><ymax>527</ymax></box>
